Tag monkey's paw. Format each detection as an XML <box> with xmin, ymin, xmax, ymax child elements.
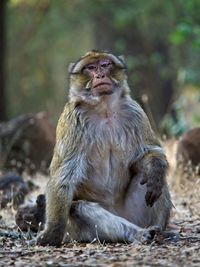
<box><xmin>136</xmin><ymin>225</ymin><xmax>161</xmax><ymax>244</ymax></box>
<box><xmin>36</xmin><ymin>227</ymin><xmax>64</xmax><ymax>247</ymax></box>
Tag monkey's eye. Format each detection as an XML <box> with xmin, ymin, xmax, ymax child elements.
<box><xmin>100</xmin><ymin>60</ymin><xmax>112</xmax><ymax>68</ymax></box>
<box><xmin>101</xmin><ymin>63</ymin><xmax>110</xmax><ymax>68</ymax></box>
<box><xmin>86</xmin><ymin>64</ymin><xmax>97</xmax><ymax>71</ymax></box>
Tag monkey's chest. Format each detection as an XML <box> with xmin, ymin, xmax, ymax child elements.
<box><xmin>88</xmin><ymin>118</ymin><xmax>138</xmax><ymax>168</ymax></box>
<box><xmin>75</xmin><ymin>120</ymin><xmax>139</xmax><ymax>202</ymax></box>
<box><xmin>78</xmin><ymin>134</ymin><xmax>131</xmax><ymax>202</ymax></box>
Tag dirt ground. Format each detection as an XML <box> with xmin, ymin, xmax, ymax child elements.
<box><xmin>0</xmin><ymin>140</ymin><xmax>200</xmax><ymax>267</ymax></box>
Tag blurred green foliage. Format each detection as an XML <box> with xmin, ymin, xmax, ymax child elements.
<box><xmin>5</xmin><ymin>0</ymin><xmax>200</xmax><ymax>131</ymax></box>
<box><xmin>7</xmin><ymin>0</ymin><xmax>93</xmax><ymax>120</ymax></box>
<box><xmin>170</xmin><ymin>0</ymin><xmax>200</xmax><ymax>47</ymax></box>
<box><xmin>161</xmin><ymin>86</ymin><xmax>200</xmax><ymax>136</ymax></box>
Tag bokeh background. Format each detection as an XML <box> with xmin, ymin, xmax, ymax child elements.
<box><xmin>1</xmin><ymin>0</ymin><xmax>200</xmax><ymax>135</ymax></box>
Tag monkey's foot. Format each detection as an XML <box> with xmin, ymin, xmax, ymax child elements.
<box><xmin>37</xmin><ymin>232</ymin><xmax>63</xmax><ymax>247</ymax></box>
<box><xmin>36</xmin><ymin>225</ymin><xmax>65</xmax><ymax>247</ymax></box>
<box><xmin>136</xmin><ymin>226</ymin><xmax>161</xmax><ymax>244</ymax></box>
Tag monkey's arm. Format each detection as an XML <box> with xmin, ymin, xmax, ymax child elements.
<box><xmin>37</xmin><ymin>103</ymin><xmax>84</xmax><ymax>246</ymax></box>
<box><xmin>135</xmin><ymin>116</ymin><xmax>168</xmax><ymax>207</ymax></box>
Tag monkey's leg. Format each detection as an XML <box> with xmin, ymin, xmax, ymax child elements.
<box><xmin>37</xmin><ymin>179</ymin><xmax>72</xmax><ymax>247</ymax></box>
<box><xmin>121</xmin><ymin>173</ymin><xmax>172</xmax><ymax>230</ymax></box>
<box><xmin>65</xmin><ymin>201</ymin><xmax>158</xmax><ymax>244</ymax></box>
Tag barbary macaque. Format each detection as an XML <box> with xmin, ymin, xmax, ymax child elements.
<box><xmin>37</xmin><ymin>50</ymin><xmax>172</xmax><ymax>246</ymax></box>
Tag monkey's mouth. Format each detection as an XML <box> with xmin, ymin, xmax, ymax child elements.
<box><xmin>94</xmin><ymin>82</ymin><xmax>112</xmax><ymax>88</ymax></box>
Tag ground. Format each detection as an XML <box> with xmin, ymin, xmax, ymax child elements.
<box><xmin>0</xmin><ymin>140</ymin><xmax>200</xmax><ymax>267</ymax></box>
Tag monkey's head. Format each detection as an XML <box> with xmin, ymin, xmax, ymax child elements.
<box><xmin>68</xmin><ymin>50</ymin><xmax>130</xmax><ymax>104</ymax></box>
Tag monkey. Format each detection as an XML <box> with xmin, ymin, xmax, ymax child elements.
<box><xmin>37</xmin><ymin>50</ymin><xmax>172</xmax><ymax>247</ymax></box>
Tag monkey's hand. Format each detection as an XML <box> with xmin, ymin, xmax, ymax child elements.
<box><xmin>140</xmin><ymin>157</ymin><xmax>168</xmax><ymax>207</ymax></box>
<box><xmin>37</xmin><ymin>223</ymin><xmax>65</xmax><ymax>247</ymax></box>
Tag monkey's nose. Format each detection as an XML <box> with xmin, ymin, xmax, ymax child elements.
<box><xmin>95</xmin><ymin>73</ymin><xmax>105</xmax><ymax>79</ymax></box>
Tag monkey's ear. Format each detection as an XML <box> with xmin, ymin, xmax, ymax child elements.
<box><xmin>118</xmin><ymin>55</ymin><xmax>125</xmax><ymax>63</ymax></box>
<box><xmin>68</xmin><ymin>63</ymin><xmax>75</xmax><ymax>73</ymax></box>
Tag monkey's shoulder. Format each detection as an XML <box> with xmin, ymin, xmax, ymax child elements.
<box><xmin>56</xmin><ymin>102</ymin><xmax>80</xmax><ymax>140</ymax></box>
<box><xmin>122</xmin><ymin>98</ymin><xmax>160</xmax><ymax>144</ymax></box>
<box><xmin>121</xmin><ymin>99</ymin><xmax>147</xmax><ymax>123</ymax></box>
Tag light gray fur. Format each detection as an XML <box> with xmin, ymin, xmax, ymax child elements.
<box><xmin>65</xmin><ymin>201</ymin><xmax>149</xmax><ymax>243</ymax></box>
<box><xmin>38</xmin><ymin>53</ymin><xmax>172</xmax><ymax>245</ymax></box>
<box><xmin>47</xmin><ymin>90</ymin><xmax>171</xmax><ymax>242</ymax></box>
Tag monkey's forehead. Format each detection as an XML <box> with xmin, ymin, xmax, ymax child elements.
<box><xmin>70</xmin><ymin>51</ymin><xmax>126</xmax><ymax>73</ymax></box>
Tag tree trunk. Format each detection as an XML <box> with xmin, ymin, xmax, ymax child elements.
<box><xmin>0</xmin><ymin>0</ymin><xmax>7</xmax><ymax>121</ymax></box>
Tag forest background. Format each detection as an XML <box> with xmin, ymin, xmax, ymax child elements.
<box><xmin>0</xmin><ymin>2</ymin><xmax>200</xmax><ymax>266</ymax></box>
<box><xmin>0</xmin><ymin>0</ymin><xmax>200</xmax><ymax>136</ymax></box>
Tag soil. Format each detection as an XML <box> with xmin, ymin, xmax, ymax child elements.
<box><xmin>0</xmin><ymin>141</ymin><xmax>200</xmax><ymax>267</ymax></box>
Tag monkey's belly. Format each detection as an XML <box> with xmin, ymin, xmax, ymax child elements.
<box><xmin>74</xmin><ymin>151</ymin><xmax>130</xmax><ymax>210</ymax></box>
<box><xmin>72</xmin><ymin>140</ymin><xmax>148</xmax><ymax>222</ymax></box>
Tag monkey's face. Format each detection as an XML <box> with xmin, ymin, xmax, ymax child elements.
<box><xmin>68</xmin><ymin>51</ymin><xmax>130</xmax><ymax>103</ymax></box>
<box><xmin>82</xmin><ymin>58</ymin><xmax>114</xmax><ymax>96</ymax></box>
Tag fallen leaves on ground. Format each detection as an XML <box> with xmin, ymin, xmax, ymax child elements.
<box><xmin>0</xmin><ymin>142</ymin><xmax>200</xmax><ymax>266</ymax></box>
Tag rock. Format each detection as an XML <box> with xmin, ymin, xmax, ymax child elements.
<box><xmin>0</xmin><ymin>172</ymin><xmax>36</xmax><ymax>208</ymax></box>
<box><xmin>0</xmin><ymin>112</ymin><xmax>55</xmax><ymax>174</ymax></box>
<box><xmin>15</xmin><ymin>194</ymin><xmax>46</xmax><ymax>232</ymax></box>
<box><xmin>176</xmin><ymin>127</ymin><xmax>200</xmax><ymax>177</ymax></box>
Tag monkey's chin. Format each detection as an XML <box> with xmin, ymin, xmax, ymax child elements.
<box><xmin>93</xmin><ymin>85</ymin><xmax>114</xmax><ymax>96</ymax></box>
